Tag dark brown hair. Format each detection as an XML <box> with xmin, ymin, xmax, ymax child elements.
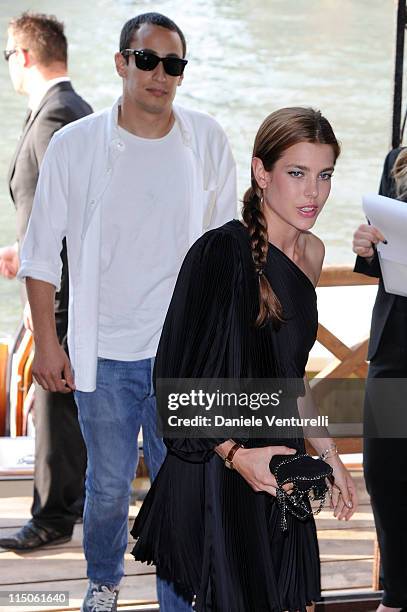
<box><xmin>120</xmin><ymin>13</ymin><xmax>187</xmax><ymax>58</ymax></box>
<box><xmin>9</xmin><ymin>12</ymin><xmax>67</xmax><ymax>67</ymax></box>
<box><xmin>242</xmin><ymin>107</ymin><xmax>340</xmax><ymax>327</ymax></box>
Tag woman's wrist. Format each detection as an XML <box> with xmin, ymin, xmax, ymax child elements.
<box><xmin>323</xmin><ymin>453</ymin><xmax>342</xmax><ymax>468</ymax></box>
<box><xmin>215</xmin><ymin>440</ymin><xmax>246</xmax><ymax>471</ymax></box>
<box><xmin>215</xmin><ymin>439</ymin><xmax>236</xmax><ymax>460</ymax></box>
<box><xmin>319</xmin><ymin>442</ymin><xmax>338</xmax><ymax>461</ymax></box>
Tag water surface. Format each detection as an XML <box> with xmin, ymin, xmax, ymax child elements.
<box><xmin>0</xmin><ymin>0</ymin><xmax>399</xmax><ymax>336</ymax></box>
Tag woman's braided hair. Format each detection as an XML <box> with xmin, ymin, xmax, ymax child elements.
<box><xmin>242</xmin><ymin>107</ymin><xmax>340</xmax><ymax>327</ymax></box>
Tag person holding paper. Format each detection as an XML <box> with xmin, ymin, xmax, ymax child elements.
<box><xmin>353</xmin><ymin>147</ymin><xmax>407</xmax><ymax>612</ymax></box>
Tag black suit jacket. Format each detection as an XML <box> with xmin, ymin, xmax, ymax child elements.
<box><xmin>354</xmin><ymin>147</ymin><xmax>402</xmax><ymax>361</ymax></box>
<box><xmin>8</xmin><ymin>81</ymin><xmax>92</xmax><ymax>340</ymax></box>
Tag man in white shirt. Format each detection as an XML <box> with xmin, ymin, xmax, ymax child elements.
<box><xmin>0</xmin><ymin>11</ymin><xmax>91</xmax><ymax>553</ymax></box>
<box><xmin>19</xmin><ymin>12</ymin><xmax>236</xmax><ymax>612</ymax></box>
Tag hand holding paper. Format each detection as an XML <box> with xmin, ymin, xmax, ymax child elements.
<box><xmin>352</xmin><ymin>223</ymin><xmax>386</xmax><ymax>259</ymax></box>
<box><xmin>362</xmin><ymin>193</ymin><xmax>407</xmax><ymax>296</ymax></box>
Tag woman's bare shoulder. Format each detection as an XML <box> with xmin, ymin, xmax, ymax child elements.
<box><xmin>302</xmin><ymin>232</ymin><xmax>325</xmax><ymax>287</ymax></box>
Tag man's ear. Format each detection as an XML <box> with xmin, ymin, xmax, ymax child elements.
<box><xmin>114</xmin><ymin>51</ymin><xmax>127</xmax><ymax>78</ymax></box>
<box><xmin>252</xmin><ymin>157</ymin><xmax>270</xmax><ymax>190</ymax></box>
<box><xmin>177</xmin><ymin>73</ymin><xmax>184</xmax><ymax>87</ymax></box>
<box><xmin>21</xmin><ymin>48</ymin><xmax>32</xmax><ymax>69</ymax></box>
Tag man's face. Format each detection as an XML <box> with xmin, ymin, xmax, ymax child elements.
<box><xmin>115</xmin><ymin>23</ymin><xmax>185</xmax><ymax>115</ymax></box>
<box><xmin>6</xmin><ymin>29</ymin><xmax>27</xmax><ymax>95</ymax></box>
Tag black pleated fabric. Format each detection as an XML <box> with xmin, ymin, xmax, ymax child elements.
<box><xmin>131</xmin><ymin>220</ymin><xmax>320</xmax><ymax>611</ymax></box>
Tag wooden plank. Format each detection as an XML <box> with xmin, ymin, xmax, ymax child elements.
<box><xmin>0</xmin><ymin>497</ymin><xmax>141</xmax><ymax>529</ymax></box>
<box><xmin>1</xmin><ymin>575</ymin><xmax>157</xmax><ymax>612</ymax></box>
<box><xmin>0</xmin><ymin>550</ymin><xmax>154</xmax><ymax>585</ymax></box>
<box><xmin>317</xmin><ymin>529</ymin><xmax>376</xmax><ymax>540</ymax></box>
<box><xmin>306</xmin><ymin>439</ymin><xmax>364</xmax><ymax>456</ymax></box>
<box><xmin>321</xmin><ymin>558</ymin><xmax>374</xmax><ymax>590</ymax></box>
<box><xmin>317</xmin><ymin>323</ymin><xmax>367</xmax><ymax>378</ymax></box>
<box><xmin>316</xmin><ymin>596</ymin><xmax>381</xmax><ymax>612</ymax></box>
<box><xmin>318</xmin><ymin>266</ymin><xmax>378</xmax><ymax>288</ymax></box>
<box><xmin>316</xmin><ymin>509</ymin><xmax>374</xmax><ymax>531</ymax></box>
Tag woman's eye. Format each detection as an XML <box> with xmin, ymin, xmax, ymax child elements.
<box><xmin>320</xmin><ymin>172</ymin><xmax>333</xmax><ymax>181</ymax></box>
<box><xmin>288</xmin><ymin>170</ymin><xmax>303</xmax><ymax>177</ymax></box>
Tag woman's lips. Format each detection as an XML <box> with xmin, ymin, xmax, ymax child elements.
<box><xmin>297</xmin><ymin>205</ymin><xmax>318</xmax><ymax>218</ymax></box>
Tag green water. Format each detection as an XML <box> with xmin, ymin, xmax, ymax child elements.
<box><xmin>0</xmin><ymin>0</ymin><xmax>399</xmax><ymax>337</ymax></box>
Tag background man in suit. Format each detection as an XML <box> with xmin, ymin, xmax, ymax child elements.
<box><xmin>0</xmin><ymin>12</ymin><xmax>92</xmax><ymax>551</ymax></box>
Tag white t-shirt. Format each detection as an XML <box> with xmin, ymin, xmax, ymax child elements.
<box><xmin>98</xmin><ymin>121</ymin><xmax>189</xmax><ymax>360</ymax></box>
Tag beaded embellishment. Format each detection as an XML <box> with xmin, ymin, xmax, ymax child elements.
<box><xmin>272</xmin><ymin>453</ymin><xmax>333</xmax><ymax>531</ymax></box>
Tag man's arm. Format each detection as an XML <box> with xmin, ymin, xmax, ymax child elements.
<box><xmin>26</xmin><ymin>278</ymin><xmax>75</xmax><ymax>393</ymax></box>
<box><xmin>18</xmin><ymin>133</ymin><xmax>68</xmax><ymax>290</ymax></box>
<box><xmin>206</xmin><ymin>127</ymin><xmax>237</xmax><ymax>229</ymax></box>
<box><xmin>18</xmin><ymin>132</ymin><xmax>72</xmax><ymax>391</ymax></box>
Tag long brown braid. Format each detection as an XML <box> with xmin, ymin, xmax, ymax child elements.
<box><xmin>242</xmin><ymin>185</ymin><xmax>283</xmax><ymax>326</ymax></box>
<box><xmin>242</xmin><ymin>107</ymin><xmax>341</xmax><ymax>327</ymax></box>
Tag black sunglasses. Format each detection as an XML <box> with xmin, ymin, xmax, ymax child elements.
<box><xmin>3</xmin><ymin>47</ymin><xmax>28</xmax><ymax>61</ymax></box>
<box><xmin>121</xmin><ymin>49</ymin><xmax>187</xmax><ymax>77</ymax></box>
<box><xmin>3</xmin><ymin>49</ymin><xmax>17</xmax><ymax>61</ymax></box>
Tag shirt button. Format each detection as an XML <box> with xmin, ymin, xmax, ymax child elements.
<box><xmin>116</xmin><ymin>141</ymin><xmax>124</xmax><ymax>150</ymax></box>
<box><xmin>89</xmin><ymin>200</ymin><xmax>95</xmax><ymax>208</ymax></box>
<box><xmin>107</xmin><ymin>167</ymin><xmax>112</xmax><ymax>174</ymax></box>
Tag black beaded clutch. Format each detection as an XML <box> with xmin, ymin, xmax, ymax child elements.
<box><xmin>269</xmin><ymin>453</ymin><xmax>333</xmax><ymax>531</ymax></box>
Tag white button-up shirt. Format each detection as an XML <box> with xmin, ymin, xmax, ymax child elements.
<box><xmin>18</xmin><ymin>98</ymin><xmax>237</xmax><ymax>391</ymax></box>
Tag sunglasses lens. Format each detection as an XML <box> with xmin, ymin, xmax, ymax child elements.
<box><xmin>163</xmin><ymin>58</ymin><xmax>186</xmax><ymax>77</ymax></box>
<box><xmin>134</xmin><ymin>51</ymin><xmax>160</xmax><ymax>71</ymax></box>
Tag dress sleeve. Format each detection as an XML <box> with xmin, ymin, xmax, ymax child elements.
<box><xmin>155</xmin><ymin>229</ymin><xmax>242</xmax><ymax>463</ymax></box>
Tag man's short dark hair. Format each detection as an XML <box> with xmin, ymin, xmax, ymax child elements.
<box><xmin>120</xmin><ymin>13</ymin><xmax>187</xmax><ymax>58</ymax></box>
<box><xmin>9</xmin><ymin>12</ymin><xmax>67</xmax><ymax>67</ymax></box>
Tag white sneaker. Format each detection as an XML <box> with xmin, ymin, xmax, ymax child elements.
<box><xmin>81</xmin><ymin>582</ymin><xmax>119</xmax><ymax>612</ymax></box>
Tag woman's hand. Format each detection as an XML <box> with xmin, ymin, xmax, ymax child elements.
<box><xmin>352</xmin><ymin>223</ymin><xmax>385</xmax><ymax>259</ymax></box>
<box><xmin>325</xmin><ymin>455</ymin><xmax>358</xmax><ymax>520</ymax></box>
<box><xmin>232</xmin><ymin>445</ymin><xmax>297</xmax><ymax>497</ymax></box>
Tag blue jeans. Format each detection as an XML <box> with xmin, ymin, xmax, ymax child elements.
<box><xmin>75</xmin><ymin>357</ymin><xmax>192</xmax><ymax>611</ymax></box>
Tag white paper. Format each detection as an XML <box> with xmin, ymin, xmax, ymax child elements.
<box><xmin>362</xmin><ymin>193</ymin><xmax>407</xmax><ymax>297</ymax></box>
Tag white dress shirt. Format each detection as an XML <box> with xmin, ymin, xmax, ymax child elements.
<box><xmin>18</xmin><ymin>98</ymin><xmax>237</xmax><ymax>391</ymax></box>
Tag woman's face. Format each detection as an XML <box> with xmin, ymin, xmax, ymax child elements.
<box><xmin>253</xmin><ymin>141</ymin><xmax>336</xmax><ymax>231</ymax></box>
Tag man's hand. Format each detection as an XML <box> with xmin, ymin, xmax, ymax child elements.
<box><xmin>32</xmin><ymin>340</ymin><xmax>75</xmax><ymax>393</ymax></box>
<box><xmin>0</xmin><ymin>244</ymin><xmax>19</xmax><ymax>279</ymax></box>
<box><xmin>352</xmin><ymin>224</ymin><xmax>385</xmax><ymax>259</ymax></box>
<box><xmin>231</xmin><ymin>445</ymin><xmax>297</xmax><ymax>497</ymax></box>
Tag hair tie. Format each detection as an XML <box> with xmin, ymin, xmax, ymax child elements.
<box><xmin>258</xmin><ymin>269</ymin><xmax>264</xmax><ymax>277</ymax></box>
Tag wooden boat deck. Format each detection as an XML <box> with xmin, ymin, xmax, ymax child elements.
<box><xmin>0</xmin><ymin>470</ymin><xmax>380</xmax><ymax>612</ymax></box>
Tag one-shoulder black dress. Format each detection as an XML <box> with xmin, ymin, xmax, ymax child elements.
<box><xmin>131</xmin><ymin>220</ymin><xmax>320</xmax><ymax>612</ymax></box>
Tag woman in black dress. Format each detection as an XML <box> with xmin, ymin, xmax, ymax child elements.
<box><xmin>132</xmin><ymin>107</ymin><xmax>358</xmax><ymax>612</ymax></box>
<box><xmin>353</xmin><ymin>148</ymin><xmax>407</xmax><ymax>612</ymax></box>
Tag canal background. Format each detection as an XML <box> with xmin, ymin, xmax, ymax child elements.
<box><xmin>0</xmin><ymin>0</ymin><xmax>401</xmax><ymax>337</ymax></box>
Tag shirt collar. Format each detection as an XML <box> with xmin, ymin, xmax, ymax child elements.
<box><xmin>108</xmin><ymin>96</ymin><xmax>192</xmax><ymax>149</ymax></box>
<box><xmin>28</xmin><ymin>76</ymin><xmax>71</xmax><ymax>113</ymax></box>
